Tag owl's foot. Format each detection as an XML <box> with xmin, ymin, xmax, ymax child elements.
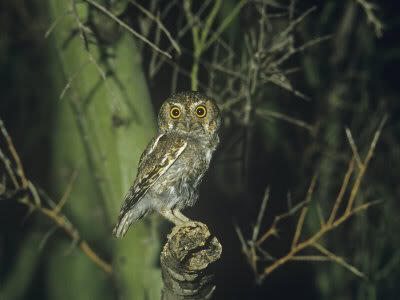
<box><xmin>173</xmin><ymin>209</ymin><xmax>191</xmax><ymax>223</ymax></box>
<box><xmin>159</xmin><ymin>209</ymin><xmax>192</xmax><ymax>225</ymax></box>
<box><xmin>159</xmin><ymin>209</ymin><xmax>185</xmax><ymax>225</ymax></box>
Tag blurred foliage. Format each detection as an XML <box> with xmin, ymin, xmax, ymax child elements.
<box><xmin>0</xmin><ymin>0</ymin><xmax>399</xmax><ymax>300</ymax></box>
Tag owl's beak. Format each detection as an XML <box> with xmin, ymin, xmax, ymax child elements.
<box><xmin>185</xmin><ymin>119</ymin><xmax>191</xmax><ymax>130</ymax></box>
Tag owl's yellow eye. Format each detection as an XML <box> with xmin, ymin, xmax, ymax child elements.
<box><xmin>170</xmin><ymin>106</ymin><xmax>181</xmax><ymax>119</ymax></box>
<box><xmin>195</xmin><ymin>105</ymin><xmax>207</xmax><ymax>118</ymax></box>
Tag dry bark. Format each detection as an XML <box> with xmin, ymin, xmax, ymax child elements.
<box><xmin>161</xmin><ymin>222</ymin><xmax>222</xmax><ymax>300</ymax></box>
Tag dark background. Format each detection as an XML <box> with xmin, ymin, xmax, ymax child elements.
<box><xmin>1</xmin><ymin>0</ymin><xmax>399</xmax><ymax>299</ymax></box>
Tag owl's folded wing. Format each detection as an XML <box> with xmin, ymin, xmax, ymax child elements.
<box><xmin>112</xmin><ymin>136</ymin><xmax>187</xmax><ymax>237</ymax></box>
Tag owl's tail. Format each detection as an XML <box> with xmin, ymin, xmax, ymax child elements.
<box><xmin>112</xmin><ymin>206</ymin><xmax>148</xmax><ymax>238</ymax></box>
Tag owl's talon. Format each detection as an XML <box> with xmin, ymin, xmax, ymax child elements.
<box><xmin>159</xmin><ymin>209</ymin><xmax>185</xmax><ymax>225</ymax></box>
<box><xmin>173</xmin><ymin>209</ymin><xmax>191</xmax><ymax>223</ymax></box>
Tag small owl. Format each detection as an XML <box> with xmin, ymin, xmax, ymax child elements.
<box><xmin>112</xmin><ymin>91</ymin><xmax>221</xmax><ymax>238</ymax></box>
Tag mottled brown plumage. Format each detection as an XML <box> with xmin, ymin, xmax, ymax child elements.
<box><xmin>113</xmin><ymin>91</ymin><xmax>221</xmax><ymax>238</ymax></box>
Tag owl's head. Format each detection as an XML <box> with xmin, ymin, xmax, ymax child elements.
<box><xmin>158</xmin><ymin>91</ymin><xmax>221</xmax><ymax>138</ymax></box>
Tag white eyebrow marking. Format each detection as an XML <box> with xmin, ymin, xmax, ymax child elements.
<box><xmin>170</xmin><ymin>102</ymin><xmax>184</xmax><ymax>108</ymax></box>
<box><xmin>190</xmin><ymin>101</ymin><xmax>205</xmax><ymax>109</ymax></box>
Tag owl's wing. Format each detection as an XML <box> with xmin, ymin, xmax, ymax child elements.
<box><xmin>112</xmin><ymin>135</ymin><xmax>187</xmax><ymax>238</ymax></box>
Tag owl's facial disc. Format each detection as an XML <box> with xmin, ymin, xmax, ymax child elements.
<box><xmin>158</xmin><ymin>91</ymin><xmax>221</xmax><ymax>136</ymax></box>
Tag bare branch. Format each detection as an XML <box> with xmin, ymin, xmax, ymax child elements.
<box><xmin>345</xmin><ymin>115</ymin><xmax>387</xmax><ymax>214</ymax></box>
<box><xmin>0</xmin><ymin>119</ymin><xmax>112</xmax><ymax>274</ymax></box>
<box><xmin>252</xmin><ymin>187</ymin><xmax>270</xmax><ymax>242</ymax></box>
<box><xmin>237</xmin><ymin>116</ymin><xmax>386</xmax><ymax>283</ymax></box>
<box><xmin>54</xmin><ymin>166</ymin><xmax>80</xmax><ymax>214</ymax></box>
<box><xmin>130</xmin><ymin>0</ymin><xmax>181</xmax><ymax>55</ymax></box>
<box><xmin>256</xmin><ymin>109</ymin><xmax>315</xmax><ymax>133</ymax></box>
<box><xmin>327</xmin><ymin>158</ymin><xmax>355</xmax><ymax>224</ymax></box>
<box><xmin>291</xmin><ymin>174</ymin><xmax>317</xmax><ymax>249</ymax></box>
<box><xmin>45</xmin><ymin>8</ymin><xmax>71</xmax><ymax>39</ymax></box>
<box><xmin>345</xmin><ymin>128</ymin><xmax>363</xmax><ymax>169</ymax></box>
<box><xmin>355</xmin><ymin>0</ymin><xmax>384</xmax><ymax>37</ymax></box>
<box><xmin>0</xmin><ymin>120</ymin><xmax>28</xmax><ymax>188</ymax></box>
<box><xmin>313</xmin><ymin>243</ymin><xmax>365</xmax><ymax>278</ymax></box>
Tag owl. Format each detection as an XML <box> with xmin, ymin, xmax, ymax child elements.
<box><xmin>112</xmin><ymin>91</ymin><xmax>221</xmax><ymax>238</ymax></box>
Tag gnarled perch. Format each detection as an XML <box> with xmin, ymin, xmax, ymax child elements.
<box><xmin>161</xmin><ymin>222</ymin><xmax>222</xmax><ymax>300</ymax></box>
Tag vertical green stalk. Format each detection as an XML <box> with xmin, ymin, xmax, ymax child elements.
<box><xmin>184</xmin><ymin>0</ymin><xmax>245</xmax><ymax>90</ymax></box>
<box><xmin>45</xmin><ymin>1</ymin><xmax>161</xmax><ymax>299</ymax></box>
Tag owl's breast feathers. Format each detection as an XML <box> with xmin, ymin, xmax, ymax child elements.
<box><xmin>113</xmin><ymin>131</ymin><xmax>219</xmax><ymax>238</ymax></box>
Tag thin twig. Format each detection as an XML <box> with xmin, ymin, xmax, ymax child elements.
<box><xmin>239</xmin><ymin>116</ymin><xmax>386</xmax><ymax>283</ymax></box>
<box><xmin>39</xmin><ymin>225</ymin><xmax>59</xmax><ymax>250</ymax></box>
<box><xmin>45</xmin><ymin>8</ymin><xmax>72</xmax><ymax>39</ymax></box>
<box><xmin>280</xmin><ymin>6</ymin><xmax>316</xmax><ymax>37</ymax></box>
<box><xmin>252</xmin><ymin>187</ymin><xmax>270</xmax><ymax>241</ymax></box>
<box><xmin>23</xmin><ymin>187</ymin><xmax>112</xmax><ymax>274</ymax></box>
<box><xmin>291</xmin><ymin>174</ymin><xmax>317</xmax><ymax>249</ymax></box>
<box><xmin>151</xmin><ymin>0</ymin><xmax>213</xmax><ymax>76</ymax></box>
<box><xmin>355</xmin><ymin>0</ymin><xmax>384</xmax><ymax>37</ymax></box>
<box><xmin>0</xmin><ymin>148</ymin><xmax>19</xmax><ymax>188</ymax></box>
<box><xmin>234</xmin><ymin>223</ymin><xmax>249</xmax><ymax>254</ymax></box>
<box><xmin>130</xmin><ymin>0</ymin><xmax>181</xmax><ymax>55</ymax></box>
<box><xmin>203</xmin><ymin>0</ymin><xmax>247</xmax><ymax>50</ymax></box>
<box><xmin>256</xmin><ymin>197</ymin><xmax>309</xmax><ymax>246</ymax></box>
<box><xmin>72</xmin><ymin>0</ymin><xmax>123</xmax><ymax>112</ymax></box>
<box><xmin>59</xmin><ymin>60</ymin><xmax>90</xmax><ymax>101</ymax></box>
<box><xmin>313</xmin><ymin>243</ymin><xmax>365</xmax><ymax>278</ymax></box>
<box><xmin>256</xmin><ymin>109</ymin><xmax>314</xmax><ymax>133</ymax></box>
<box><xmin>345</xmin><ymin>128</ymin><xmax>363</xmax><ymax>169</ymax></box>
<box><xmin>0</xmin><ymin>119</ymin><xmax>112</xmax><ymax>274</ymax></box>
<box><xmin>0</xmin><ymin>120</ymin><xmax>28</xmax><ymax>188</ymax></box>
<box><xmin>84</xmin><ymin>0</ymin><xmax>172</xmax><ymax>59</ymax></box>
<box><xmin>333</xmin><ymin>199</ymin><xmax>383</xmax><ymax>229</ymax></box>
<box><xmin>327</xmin><ymin>157</ymin><xmax>355</xmax><ymax>224</ymax></box>
<box><xmin>345</xmin><ymin>115</ymin><xmax>387</xmax><ymax>214</ymax></box>
<box><xmin>273</xmin><ymin>35</ymin><xmax>332</xmax><ymax>69</ymax></box>
<box><xmin>291</xmin><ymin>255</ymin><xmax>330</xmax><ymax>261</ymax></box>
<box><xmin>54</xmin><ymin>166</ymin><xmax>80</xmax><ymax>214</ymax></box>
<box><xmin>316</xmin><ymin>202</ymin><xmax>326</xmax><ymax>227</ymax></box>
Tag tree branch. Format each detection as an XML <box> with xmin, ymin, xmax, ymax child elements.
<box><xmin>161</xmin><ymin>222</ymin><xmax>222</xmax><ymax>300</ymax></box>
<box><xmin>0</xmin><ymin>119</ymin><xmax>112</xmax><ymax>274</ymax></box>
